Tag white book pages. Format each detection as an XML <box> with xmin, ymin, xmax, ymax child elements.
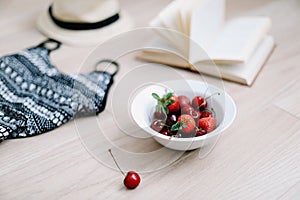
<box><xmin>143</xmin><ymin>38</ymin><xmax>188</xmax><ymax>59</ymax></box>
<box><xmin>179</xmin><ymin>0</ymin><xmax>204</xmax><ymax>36</ymax></box>
<box><xmin>152</xmin><ymin>0</ymin><xmax>189</xmax><ymax>53</ymax></box>
<box><xmin>195</xmin><ymin>36</ymin><xmax>274</xmax><ymax>85</ymax></box>
<box><xmin>208</xmin><ymin>17</ymin><xmax>272</xmax><ymax>64</ymax></box>
<box><xmin>158</xmin><ymin>0</ymin><xmax>183</xmax><ymax>32</ymax></box>
<box><xmin>150</xmin><ymin>18</ymin><xmax>181</xmax><ymax>51</ymax></box>
<box><xmin>189</xmin><ymin>0</ymin><xmax>225</xmax><ymax>63</ymax></box>
<box><xmin>138</xmin><ymin>36</ymin><xmax>274</xmax><ymax>85</ymax></box>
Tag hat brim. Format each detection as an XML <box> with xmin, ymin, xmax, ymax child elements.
<box><xmin>36</xmin><ymin>10</ymin><xmax>134</xmax><ymax>46</ymax></box>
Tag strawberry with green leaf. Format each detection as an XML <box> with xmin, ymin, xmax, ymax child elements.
<box><xmin>171</xmin><ymin>114</ymin><xmax>196</xmax><ymax>134</ymax></box>
<box><xmin>152</xmin><ymin>92</ymin><xmax>180</xmax><ymax>117</ymax></box>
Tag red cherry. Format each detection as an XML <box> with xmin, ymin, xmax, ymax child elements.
<box><xmin>178</xmin><ymin>95</ymin><xmax>190</xmax><ymax>107</ymax></box>
<box><xmin>201</xmin><ymin>111</ymin><xmax>212</xmax><ymax>118</ymax></box>
<box><xmin>166</xmin><ymin>114</ymin><xmax>177</xmax><ymax>126</ymax></box>
<box><xmin>189</xmin><ymin>110</ymin><xmax>201</xmax><ymax>123</ymax></box>
<box><xmin>195</xmin><ymin>129</ymin><xmax>207</xmax><ymax>136</ymax></box>
<box><xmin>108</xmin><ymin>149</ymin><xmax>141</xmax><ymax>190</ymax></box>
<box><xmin>150</xmin><ymin>119</ymin><xmax>165</xmax><ymax>132</ymax></box>
<box><xmin>160</xmin><ymin>129</ymin><xmax>169</xmax><ymax>136</ymax></box>
<box><xmin>181</xmin><ymin>105</ymin><xmax>194</xmax><ymax>114</ymax></box>
<box><xmin>153</xmin><ymin>111</ymin><xmax>167</xmax><ymax>120</ymax></box>
<box><xmin>192</xmin><ymin>96</ymin><xmax>206</xmax><ymax>110</ymax></box>
<box><xmin>160</xmin><ymin>128</ymin><xmax>174</xmax><ymax>136</ymax></box>
<box><xmin>199</xmin><ymin>100</ymin><xmax>207</xmax><ymax>110</ymax></box>
<box><xmin>124</xmin><ymin>171</ymin><xmax>141</xmax><ymax>189</ymax></box>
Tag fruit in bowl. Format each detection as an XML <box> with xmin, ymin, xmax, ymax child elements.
<box><xmin>131</xmin><ymin>80</ymin><xmax>236</xmax><ymax>151</ymax></box>
<box><xmin>150</xmin><ymin>92</ymin><xmax>219</xmax><ymax>138</ymax></box>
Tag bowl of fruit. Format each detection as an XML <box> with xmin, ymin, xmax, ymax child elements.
<box><xmin>131</xmin><ymin>79</ymin><xmax>236</xmax><ymax>151</ymax></box>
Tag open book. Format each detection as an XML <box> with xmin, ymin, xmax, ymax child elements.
<box><xmin>137</xmin><ymin>0</ymin><xmax>275</xmax><ymax>85</ymax></box>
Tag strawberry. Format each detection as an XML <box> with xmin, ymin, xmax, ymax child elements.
<box><xmin>198</xmin><ymin>117</ymin><xmax>217</xmax><ymax>133</ymax></box>
<box><xmin>152</xmin><ymin>92</ymin><xmax>180</xmax><ymax>114</ymax></box>
<box><xmin>167</xmin><ymin>95</ymin><xmax>180</xmax><ymax>113</ymax></box>
<box><xmin>171</xmin><ymin>114</ymin><xmax>196</xmax><ymax>134</ymax></box>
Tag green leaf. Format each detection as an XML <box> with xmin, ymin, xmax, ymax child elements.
<box><xmin>171</xmin><ymin>122</ymin><xmax>183</xmax><ymax>131</ymax></box>
<box><xmin>164</xmin><ymin>99</ymin><xmax>175</xmax><ymax>107</ymax></box>
<box><xmin>165</xmin><ymin>92</ymin><xmax>173</xmax><ymax>99</ymax></box>
<box><xmin>163</xmin><ymin>106</ymin><xmax>169</xmax><ymax>114</ymax></box>
<box><xmin>152</xmin><ymin>93</ymin><xmax>160</xmax><ymax>100</ymax></box>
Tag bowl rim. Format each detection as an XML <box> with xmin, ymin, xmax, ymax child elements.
<box><xmin>130</xmin><ymin>79</ymin><xmax>237</xmax><ymax>142</ymax></box>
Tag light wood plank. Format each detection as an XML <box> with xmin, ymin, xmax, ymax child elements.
<box><xmin>0</xmin><ymin>0</ymin><xmax>300</xmax><ymax>199</ymax></box>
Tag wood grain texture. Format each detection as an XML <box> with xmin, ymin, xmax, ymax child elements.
<box><xmin>0</xmin><ymin>0</ymin><xmax>300</xmax><ymax>199</ymax></box>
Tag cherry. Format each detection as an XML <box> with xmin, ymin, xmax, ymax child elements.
<box><xmin>124</xmin><ymin>171</ymin><xmax>141</xmax><ymax>189</ymax></box>
<box><xmin>150</xmin><ymin>119</ymin><xmax>165</xmax><ymax>132</ymax></box>
<box><xmin>195</xmin><ymin>129</ymin><xmax>207</xmax><ymax>137</ymax></box>
<box><xmin>192</xmin><ymin>96</ymin><xmax>206</xmax><ymax>110</ymax></box>
<box><xmin>108</xmin><ymin>149</ymin><xmax>141</xmax><ymax>189</ymax></box>
<box><xmin>153</xmin><ymin>111</ymin><xmax>167</xmax><ymax>120</ymax></box>
<box><xmin>181</xmin><ymin>105</ymin><xmax>194</xmax><ymax>114</ymax></box>
<box><xmin>201</xmin><ymin>111</ymin><xmax>212</xmax><ymax>118</ymax></box>
<box><xmin>160</xmin><ymin>128</ymin><xmax>169</xmax><ymax>136</ymax></box>
<box><xmin>192</xmin><ymin>93</ymin><xmax>221</xmax><ymax>111</ymax></box>
<box><xmin>199</xmin><ymin>100</ymin><xmax>207</xmax><ymax>110</ymax></box>
<box><xmin>166</xmin><ymin>114</ymin><xmax>177</xmax><ymax>126</ymax></box>
<box><xmin>160</xmin><ymin>128</ymin><xmax>175</xmax><ymax>136</ymax></box>
<box><xmin>189</xmin><ymin>110</ymin><xmax>201</xmax><ymax>123</ymax></box>
<box><xmin>178</xmin><ymin>95</ymin><xmax>190</xmax><ymax>107</ymax></box>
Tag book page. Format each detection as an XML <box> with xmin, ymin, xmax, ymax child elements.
<box><xmin>137</xmin><ymin>36</ymin><xmax>274</xmax><ymax>85</ymax></box>
<box><xmin>179</xmin><ymin>0</ymin><xmax>203</xmax><ymax>36</ymax></box>
<box><xmin>150</xmin><ymin>18</ymin><xmax>175</xmax><ymax>46</ymax></box>
<box><xmin>189</xmin><ymin>0</ymin><xmax>225</xmax><ymax>63</ymax></box>
<box><xmin>151</xmin><ymin>0</ymin><xmax>189</xmax><ymax>54</ymax></box>
<box><xmin>158</xmin><ymin>0</ymin><xmax>183</xmax><ymax>32</ymax></box>
<box><xmin>208</xmin><ymin>17</ymin><xmax>272</xmax><ymax>64</ymax></box>
<box><xmin>195</xmin><ymin>36</ymin><xmax>274</xmax><ymax>85</ymax></box>
<box><xmin>142</xmin><ymin>38</ymin><xmax>189</xmax><ymax>59</ymax></box>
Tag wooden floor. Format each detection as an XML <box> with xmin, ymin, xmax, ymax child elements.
<box><xmin>0</xmin><ymin>0</ymin><xmax>300</xmax><ymax>199</ymax></box>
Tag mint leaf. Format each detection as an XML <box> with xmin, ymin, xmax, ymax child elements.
<box><xmin>163</xmin><ymin>106</ymin><xmax>169</xmax><ymax>114</ymax></box>
<box><xmin>164</xmin><ymin>99</ymin><xmax>175</xmax><ymax>107</ymax></box>
<box><xmin>152</xmin><ymin>93</ymin><xmax>160</xmax><ymax>100</ymax></box>
<box><xmin>165</xmin><ymin>92</ymin><xmax>173</xmax><ymax>99</ymax></box>
<box><xmin>171</xmin><ymin>122</ymin><xmax>183</xmax><ymax>131</ymax></box>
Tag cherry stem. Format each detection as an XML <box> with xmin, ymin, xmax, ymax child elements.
<box><xmin>108</xmin><ymin>149</ymin><xmax>125</xmax><ymax>176</ymax></box>
<box><xmin>205</xmin><ymin>92</ymin><xmax>221</xmax><ymax>100</ymax></box>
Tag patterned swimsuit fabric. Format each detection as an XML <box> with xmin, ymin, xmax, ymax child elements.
<box><xmin>0</xmin><ymin>42</ymin><xmax>116</xmax><ymax>142</ymax></box>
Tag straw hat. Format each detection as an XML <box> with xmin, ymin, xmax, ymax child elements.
<box><xmin>36</xmin><ymin>0</ymin><xmax>134</xmax><ymax>46</ymax></box>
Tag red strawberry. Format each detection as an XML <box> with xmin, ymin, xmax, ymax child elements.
<box><xmin>198</xmin><ymin>117</ymin><xmax>217</xmax><ymax>133</ymax></box>
<box><xmin>152</xmin><ymin>92</ymin><xmax>180</xmax><ymax>114</ymax></box>
<box><xmin>171</xmin><ymin>114</ymin><xmax>195</xmax><ymax>134</ymax></box>
<box><xmin>167</xmin><ymin>95</ymin><xmax>180</xmax><ymax>113</ymax></box>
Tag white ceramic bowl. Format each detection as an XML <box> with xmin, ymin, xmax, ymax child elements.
<box><xmin>131</xmin><ymin>80</ymin><xmax>236</xmax><ymax>151</ymax></box>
